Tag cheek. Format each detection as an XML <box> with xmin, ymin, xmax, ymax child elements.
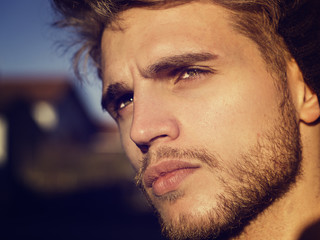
<box><xmin>123</xmin><ymin>138</ymin><xmax>141</xmax><ymax>171</ymax></box>
<box><xmin>119</xmin><ymin>123</ymin><xmax>141</xmax><ymax>171</ymax></box>
<box><xmin>180</xmin><ymin>74</ymin><xmax>280</xmax><ymax>161</ymax></box>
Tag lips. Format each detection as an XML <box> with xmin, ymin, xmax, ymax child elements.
<box><xmin>143</xmin><ymin>160</ymin><xmax>199</xmax><ymax>196</ymax></box>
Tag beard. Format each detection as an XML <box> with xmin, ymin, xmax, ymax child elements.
<box><xmin>135</xmin><ymin>87</ymin><xmax>302</xmax><ymax>240</ymax></box>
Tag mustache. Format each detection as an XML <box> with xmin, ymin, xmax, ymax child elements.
<box><xmin>135</xmin><ymin>146</ymin><xmax>219</xmax><ymax>188</ymax></box>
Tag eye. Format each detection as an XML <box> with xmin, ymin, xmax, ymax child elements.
<box><xmin>180</xmin><ymin>69</ymin><xmax>202</xmax><ymax>79</ymax></box>
<box><xmin>175</xmin><ymin>67</ymin><xmax>213</xmax><ymax>83</ymax></box>
<box><xmin>115</xmin><ymin>92</ymin><xmax>133</xmax><ymax>112</ymax></box>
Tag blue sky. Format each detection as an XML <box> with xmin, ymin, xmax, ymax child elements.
<box><xmin>0</xmin><ymin>0</ymin><xmax>70</xmax><ymax>74</ymax></box>
<box><xmin>0</xmin><ymin>0</ymin><xmax>113</xmax><ymax>123</ymax></box>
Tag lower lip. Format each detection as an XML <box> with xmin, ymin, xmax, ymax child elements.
<box><xmin>152</xmin><ymin>168</ymin><xmax>198</xmax><ymax>196</ymax></box>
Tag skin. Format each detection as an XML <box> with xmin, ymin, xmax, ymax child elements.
<box><xmin>100</xmin><ymin>1</ymin><xmax>320</xmax><ymax>239</ymax></box>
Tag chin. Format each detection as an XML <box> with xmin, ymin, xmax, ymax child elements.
<box><xmin>157</xmin><ymin>196</ymin><xmax>228</xmax><ymax>240</ymax></box>
<box><xmin>151</xmin><ymin>187</ymin><xmax>221</xmax><ymax>228</ymax></box>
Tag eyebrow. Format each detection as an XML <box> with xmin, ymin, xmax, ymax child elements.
<box><xmin>101</xmin><ymin>52</ymin><xmax>218</xmax><ymax>112</ymax></box>
<box><xmin>141</xmin><ymin>52</ymin><xmax>218</xmax><ymax>78</ymax></box>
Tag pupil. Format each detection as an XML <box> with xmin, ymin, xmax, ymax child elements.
<box><xmin>188</xmin><ymin>69</ymin><xmax>197</xmax><ymax>76</ymax></box>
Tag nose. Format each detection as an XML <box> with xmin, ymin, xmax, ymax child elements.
<box><xmin>130</xmin><ymin>90</ymin><xmax>180</xmax><ymax>153</ymax></box>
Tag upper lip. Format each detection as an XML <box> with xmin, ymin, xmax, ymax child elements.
<box><xmin>143</xmin><ymin>160</ymin><xmax>200</xmax><ymax>188</ymax></box>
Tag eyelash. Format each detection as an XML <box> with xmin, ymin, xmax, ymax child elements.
<box><xmin>113</xmin><ymin>92</ymin><xmax>134</xmax><ymax>116</ymax></box>
<box><xmin>111</xmin><ymin>67</ymin><xmax>214</xmax><ymax>118</ymax></box>
<box><xmin>174</xmin><ymin>67</ymin><xmax>213</xmax><ymax>84</ymax></box>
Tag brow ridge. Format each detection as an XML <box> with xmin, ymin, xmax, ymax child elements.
<box><xmin>102</xmin><ymin>52</ymin><xmax>218</xmax><ymax>112</ymax></box>
<box><xmin>142</xmin><ymin>52</ymin><xmax>218</xmax><ymax>78</ymax></box>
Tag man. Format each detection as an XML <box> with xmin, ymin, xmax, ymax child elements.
<box><xmin>52</xmin><ymin>0</ymin><xmax>320</xmax><ymax>239</ymax></box>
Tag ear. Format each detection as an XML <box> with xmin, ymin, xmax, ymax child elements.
<box><xmin>300</xmin><ymin>86</ymin><xmax>320</xmax><ymax>123</ymax></box>
<box><xmin>287</xmin><ymin>59</ymin><xmax>320</xmax><ymax>124</ymax></box>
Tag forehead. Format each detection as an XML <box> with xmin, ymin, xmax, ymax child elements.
<box><xmin>100</xmin><ymin>1</ymin><xmax>237</xmax><ymax>79</ymax></box>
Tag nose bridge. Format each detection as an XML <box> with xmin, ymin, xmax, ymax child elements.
<box><xmin>130</xmin><ymin>84</ymin><xmax>179</xmax><ymax>148</ymax></box>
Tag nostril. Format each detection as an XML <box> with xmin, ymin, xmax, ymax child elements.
<box><xmin>136</xmin><ymin>144</ymin><xmax>149</xmax><ymax>153</ymax></box>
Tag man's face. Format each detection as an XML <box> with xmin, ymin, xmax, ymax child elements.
<box><xmin>101</xmin><ymin>1</ymin><xmax>301</xmax><ymax>239</ymax></box>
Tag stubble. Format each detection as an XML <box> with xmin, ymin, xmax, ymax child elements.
<box><xmin>135</xmin><ymin>86</ymin><xmax>302</xmax><ymax>240</ymax></box>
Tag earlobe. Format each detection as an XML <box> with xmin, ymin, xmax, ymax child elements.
<box><xmin>300</xmin><ymin>87</ymin><xmax>320</xmax><ymax>124</ymax></box>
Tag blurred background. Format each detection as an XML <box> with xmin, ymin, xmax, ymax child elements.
<box><xmin>0</xmin><ymin>0</ymin><xmax>165</xmax><ymax>239</ymax></box>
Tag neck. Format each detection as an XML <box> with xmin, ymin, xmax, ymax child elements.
<box><xmin>235</xmin><ymin>122</ymin><xmax>320</xmax><ymax>240</ymax></box>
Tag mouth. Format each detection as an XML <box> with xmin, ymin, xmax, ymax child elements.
<box><xmin>143</xmin><ymin>160</ymin><xmax>200</xmax><ymax>196</ymax></box>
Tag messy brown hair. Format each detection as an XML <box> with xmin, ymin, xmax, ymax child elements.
<box><xmin>52</xmin><ymin>0</ymin><xmax>319</xmax><ymax>96</ymax></box>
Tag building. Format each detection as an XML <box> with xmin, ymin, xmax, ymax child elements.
<box><xmin>0</xmin><ymin>75</ymin><xmax>163</xmax><ymax>240</ymax></box>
